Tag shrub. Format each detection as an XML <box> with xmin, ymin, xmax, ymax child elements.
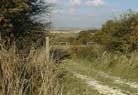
<box><xmin>93</xmin><ymin>10</ymin><xmax>138</xmax><ymax>53</ymax></box>
<box><xmin>70</xmin><ymin>44</ymin><xmax>104</xmax><ymax>59</ymax></box>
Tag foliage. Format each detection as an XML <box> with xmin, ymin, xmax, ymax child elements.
<box><xmin>71</xmin><ymin>29</ymin><xmax>98</xmax><ymax>45</ymax></box>
<box><xmin>70</xmin><ymin>44</ymin><xmax>104</xmax><ymax>59</ymax></box>
<box><xmin>93</xmin><ymin>10</ymin><xmax>138</xmax><ymax>53</ymax></box>
<box><xmin>0</xmin><ymin>0</ymin><xmax>51</xmax><ymax>50</ymax></box>
<box><xmin>0</xmin><ymin>0</ymin><xmax>50</xmax><ymax>33</ymax></box>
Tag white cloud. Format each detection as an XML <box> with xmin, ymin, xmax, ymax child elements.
<box><xmin>85</xmin><ymin>0</ymin><xmax>106</xmax><ymax>7</ymax></box>
<box><xmin>70</xmin><ymin>0</ymin><xmax>81</xmax><ymax>7</ymax></box>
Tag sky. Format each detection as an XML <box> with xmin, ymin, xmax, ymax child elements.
<box><xmin>45</xmin><ymin>0</ymin><xmax>138</xmax><ymax>29</ymax></box>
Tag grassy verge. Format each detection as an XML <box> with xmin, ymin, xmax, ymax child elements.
<box><xmin>92</xmin><ymin>52</ymin><xmax>138</xmax><ymax>82</ymax></box>
<box><xmin>59</xmin><ymin>65</ymin><xmax>102</xmax><ymax>95</ymax></box>
<box><xmin>69</xmin><ymin>51</ymin><xmax>138</xmax><ymax>83</ymax></box>
<box><xmin>60</xmin><ymin>58</ymin><xmax>138</xmax><ymax>94</ymax></box>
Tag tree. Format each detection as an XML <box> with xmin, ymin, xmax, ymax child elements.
<box><xmin>76</xmin><ymin>30</ymin><xmax>98</xmax><ymax>45</ymax></box>
<box><xmin>1</xmin><ymin>0</ymin><xmax>50</xmax><ymax>34</ymax></box>
<box><xmin>0</xmin><ymin>0</ymin><xmax>51</xmax><ymax>49</ymax></box>
<box><xmin>93</xmin><ymin>10</ymin><xmax>138</xmax><ymax>52</ymax></box>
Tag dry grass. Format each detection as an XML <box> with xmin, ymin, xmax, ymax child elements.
<box><xmin>0</xmin><ymin>46</ymin><xmax>62</xmax><ymax>95</ymax></box>
<box><xmin>90</xmin><ymin>51</ymin><xmax>138</xmax><ymax>82</ymax></box>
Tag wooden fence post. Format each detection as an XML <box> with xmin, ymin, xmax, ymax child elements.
<box><xmin>0</xmin><ymin>32</ymin><xmax>2</xmax><ymax>78</ymax></box>
<box><xmin>0</xmin><ymin>32</ymin><xmax>1</xmax><ymax>60</ymax></box>
<box><xmin>46</xmin><ymin>36</ymin><xmax>50</xmax><ymax>62</ymax></box>
<box><xmin>13</xmin><ymin>39</ymin><xmax>16</xmax><ymax>62</ymax></box>
<box><xmin>0</xmin><ymin>32</ymin><xmax>1</xmax><ymax>50</ymax></box>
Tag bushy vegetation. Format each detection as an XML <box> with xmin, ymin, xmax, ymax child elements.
<box><xmin>64</xmin><ymin>10</ymin><xmax>138</xmax><ymax>61</ymax></box>
<box><xmin>0</xmin><ymin>0</ymin><xmax>50</xmax><ymax>34</ymax></box>
<box><xmin>93</xmin><ymin>10</ymin><xmax>138</xmax><ymax>53</ymax></box>
<box><xmin>68</xmin><ymin>29</ymin><xmax>98</xmax><ymax>45</ymax></box>
<box><xmin>70</xmin><ymin>44</ymin><xmax>104</xmax><ymax>59</ymax></box>
<box><xmin>74</xmin><ymin>30</ymin><xmax>98</xmax><ymax>45</ymax></box>
<box><xmin>0</xmin><ymin>0</ymin><xmax>50</xmax><ymax>50</ymax></box>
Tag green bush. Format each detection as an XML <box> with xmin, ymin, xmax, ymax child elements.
<box><xmin>70</xmin><ymin>44</ymin><xmax>104</xmax><ymax>59</ymax></box>
<box><xmin>93</xmin><ymin>10</ymin><xmax>138</xmax><ymax>53</ymax></box>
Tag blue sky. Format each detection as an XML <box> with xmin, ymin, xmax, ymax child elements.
<box><xmin>45</xmin><ymin>0</ymin><xmax>138</xmax><ymax>29</ymax></box>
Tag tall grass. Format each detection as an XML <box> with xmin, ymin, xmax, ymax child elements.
<box><xmin>0</xmin><ymin>45</ymin><xmax>62</xmax><ymax>95</ymax></box>
<box><xmin>70</xmin><ymin>44</ymin><xmax>138</xmax><ymax>81</ymax></box>
<box><xmin>92</xmin><ymin>51</ymin><xmax>138</xmax><ymax>81</ymax></box>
